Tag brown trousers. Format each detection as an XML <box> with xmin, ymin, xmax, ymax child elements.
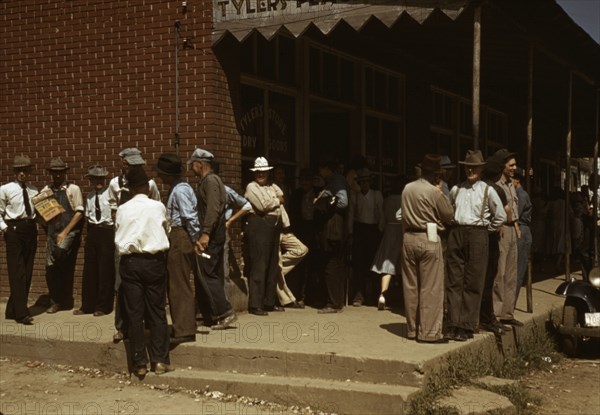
<box><xmin>493</xmin><ymin>225</ymin><xmax>518</xmax><ymax>320</ymax></box>
<box><xmin>401</xmin><ymin>232</ymin><xmax>445</xmax><ymax>341</ymax></box>
<box><xmin>167</xmin><ymin>227</ymin><xmax>197</xmax><ymax>337</ymax></box>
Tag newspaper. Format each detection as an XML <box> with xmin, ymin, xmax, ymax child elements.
<box><xmin>31</xmin><ymin>188</ymin><xmax>65</xmax><ymax>222</ymax></box>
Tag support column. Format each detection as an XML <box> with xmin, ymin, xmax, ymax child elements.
<box><xmin>526</xmin><ymin>43</ymin><xmax>533</xmax><ymax>312</ymax></box>
<box><xmin>472</xmin><ymin>4</ymin><xmax>481</xmax><ymax>150</ymax></box>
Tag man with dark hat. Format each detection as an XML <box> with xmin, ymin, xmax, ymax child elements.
<box><xmin>491</xmin><ymin>148</ymin><xmax>522</xmax><ymax>327</ymax></box>
<box><xmin>42</xmin><ymin>157</ymin><xmax>84</xmax><ymax>314</ymax></box>
<box><xmin>188</xmin><ymin>148</ymin><xmax>237</xmax><ymax>329</ymax></box>
<box><xmin>108</xmin><ymin>147</ymin><xmax>161</xmax><ymax>342</ymax></box>
<box><xmin>74</xmin><ymin>165</ymin><xmax>115</xmax><ymax>316</ymax></box>
<box><xmin>446</xmin><ymin>150</ymin><xmax>506</xmax><ymax>341</ymax></box>
<box><xmin>401</xmin><ymin>154</ymin><xmax>454</xmax><ymax>343</ymax></box>
<box><xmin>0</xmin><ymin>155</ymin><xmax>39</xmax><ymax>324</ymax></box>
<box><xmin>115</xmin><ymin>165</ymin><xmax>171</xmax><ymax>376</ymax></box>
<box><xmin>155</xmin><ymin>153</ymin><xmax>200</xmax><ymax>343</ymax></box>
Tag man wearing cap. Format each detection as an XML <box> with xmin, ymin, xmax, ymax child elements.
<box><xmin>42</xmin><ymin>157</ymin><xmax>85</xmax><ymax>314</ymax></box>
<box><xmin>155</xmin><ymin>153</ymin><xmax>200</xmax><ymax>343</ymax></box>
<box><xmin>446</xmin><ymin>150</ymin><xmax>505</xmax><ymax>341</ymax></box>
<box><xmin>115</xmin><ymin>165</ymin><xmax>171</xmax><ymax>376</ymax></box>
<box><xmin>74</xmin><ymin>165</ymin><xmax>115</xmax><ymax>316</ymax></box>
<box><xmin>492</xmin><ymin>149</ymin><xmax>523</xmax><ymax>327</ymax></box>
<box><xmin>401</xmin><ymin>154</ymin><xmax>454</xmax><ymax>343</ymax></box>
<box><xmin>315</xmin><ymin>158</ymin><xmax>349</xmax><ymax>314</ymax></box>
<box><xmin>347</xmin><ymin>167</ymin><xmax>384</xmax><ymax>307</ymax></box>
<box><xmin>108</xmin><ymin>147</ymin><xmax>161</xmax><ymax>342</ymax></box>
<box><xmin>189</xmin><ymin>148</ymin><xmax>236</xmax><ymax>328</ymax></box>
<box><xmin>0</xmin><ymin>155</ymin><xmax>39</xmax><ymax>324</ymax></box>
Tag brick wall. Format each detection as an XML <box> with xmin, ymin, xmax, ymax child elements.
<box><xmin>0</xmin><ymin>0</ymin><xmax>241</xmax><ymax>302</ymax></box>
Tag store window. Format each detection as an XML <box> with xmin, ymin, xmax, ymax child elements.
<box><xmin>366</xmin><ymin>117</ymin><xmax>401</xmax><ymax>193</ymax></box>
<box><xmin>309</xmin><ymin>45</ymin><xmax>355</xmax><ymax>103</ymax></box>
<box><xmin>241</xmin><ymin>33</ymin><xmax>296</xmax><ymax>85</ymax></box>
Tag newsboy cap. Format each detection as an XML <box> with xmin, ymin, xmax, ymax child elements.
<box><xmin>119</xmin><ymin>147</ymin><xmax>146</xmax><ymax>166</ymax></box>
<box><xmin>492</xmin><ymin>148</ymin><xmax>516</xmax><ymax>164</ymax></box>
<box><xmin>187</xmin><ymin>148</ymin><xmax>214</xmax><ymax>165</ymax></box>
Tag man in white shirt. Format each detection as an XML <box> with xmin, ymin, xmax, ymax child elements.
<box><xmin>115</xmin><ymin>165</ymin><xmax>171</xmax><ymax>377</ymax></box>
<box><xmin>0</xmin><ymin>155</ymin><xmax>38</xmax><ymax>324</ymax></box>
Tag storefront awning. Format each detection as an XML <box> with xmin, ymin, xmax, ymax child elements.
<box><xmin>213</xmin><ymin>1</ymin><xmax>468</xmax><ymax>44</ymax></box>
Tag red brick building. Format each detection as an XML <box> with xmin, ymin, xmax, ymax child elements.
<box><xmin>2</xmin><ymin>0</ymin><xmax>599</xmax><ymax>306</ymax></box>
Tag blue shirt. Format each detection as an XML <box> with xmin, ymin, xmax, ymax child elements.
<box><xmin>224</xmin><ymin>185</ymin><xmax>251</xmax><ymax>220</ymax></box>
<box><xmin>323</xmin><ymin>173</ymin><xmax>348</xmax><ymax>210</ymax></box>
<box><xmin>166</xmin><ymin>179</ymin><xmax>201</xmax><ymax>242</ymax></box>
<box><xmin>517</xmin><ymin>187</ymin><xmax>532</xmax><ymax>226</ymax></box>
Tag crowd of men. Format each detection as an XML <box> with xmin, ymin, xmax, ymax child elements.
<box><xmin>0</xmin><ymin>145</ymin><xmax>538</xmax><ymax>370</ymax></box>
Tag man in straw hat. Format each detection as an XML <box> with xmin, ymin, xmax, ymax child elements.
<box><xmin>108</xmin><ymin>147</ymin><xmax>161</xmax><ymax>343</ymax></box>
<box><xmin>155</xmin><ymin>153</ymin><xmax>200</xmax><ymax>343</ymax></box>
<box><xmin>189</xmin><ymin>148</ymin><xmax>237</xmax><ymax>329</ymax></box>
<box><xmin>401</xmin><ymin>154</ymin><xmax>454</xmax><ymax>343</ymax></box>
<box><xmin>0</xmin><ymin>155</ymin><xmax>39</xmax><ymax>324</ymax></box>
<box><xmin>74</xmin><ymin>165</ymin><xmax>115</xmax><ymax>317</ymax></box>
<box><xmin>115</xmin><ymin>165</ymin><xmax>171</xmax><ymax>376</ymax></box>
<box><xmin>445</xmin><ymin>150</ymin><xmax>506</xmax><ymax>341</ymax></box>
<box><xmin>42</xmin><ymin>157</ymin><xmax>85</xmax><ymax>314</ymax></box>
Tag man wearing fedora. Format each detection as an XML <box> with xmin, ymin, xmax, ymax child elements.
<box><xmin>446</xmin><ymin>150</ymin><xmax>506</xmax><ymax>341</ymax></box>
<box><xmin>401</xmin><ymin>154</ymin><xmax>454</xmax><ymax>343</ymax></box>
<box><xmin>115</xmin><ymin>165</ymin><xmax>171</xmax><ymax>376</ymax></box>
<box><xmin>189</xmin><ymin>148</ymin><xmax>236</xmax><ymax>328</ymax></box>
<box><xmin>155</xmin><ymin>153</ymin><xmax>200</xmax><ymax>343</ymax></box>
<box><xmin>0</xmin><ymin>155</ymin><xmax>39</xmax><ymax>324</ymax></box>
<box><xmin>492</xmin><ymin>148</ymin><xmax>523</xmax><ymax>327</ymax></box>
<box><xmin>74</xmin><ymin>165</ymin><xmax>115</xmax><ymax>317</ymax></box>
<box><xmin>108</xmin><ymin>147</ymin><xmax>161</xmax><ymax>342</ymax></box>
<box><xmin>347</xmin><ymin>167</ymin><xmax>384</xmax><ymax>307</ymax></box>
<box><xmin>42</xmin><ymin>157</ymin><xmax>85</xmax><ymax>314</ymax></box>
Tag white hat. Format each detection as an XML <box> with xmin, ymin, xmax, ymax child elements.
<box><xmin>250</xmin><ymin>157</ymin><xmax>273</xmax><ymax>172</ymax></box>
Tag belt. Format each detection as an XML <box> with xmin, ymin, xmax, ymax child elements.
<box><xmin>504</xmin><ymin>221</ymin><xmax>517</xmax><ymax>226</ymax></box>
<box><xmin>458</xmin><ymin>224</ymin><xmax>486</xmax><ymax>229</ymax></box>
<box><xmin>405</xmin><ymin>228</ymin><xmax>426</xmax><ymax>233</ymax></box>
<box><xmin>88</xmin><ymin>222</ymin><xmax>114</xmax><ymax>229</ymax></box>
<box><xmin>6</xmin><ymin>218</ymin><xmax>35</xmax><ymax>224</ymax></box>
<box><xmin>126</xmin><ymin>252</ymin><xmax>166</xmax><ymax>260</ymax></box>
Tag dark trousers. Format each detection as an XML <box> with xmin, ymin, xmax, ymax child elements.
<box><xmin>324</xmin><ymin>241</ymin><xmax>346</xmax><ymax>309</ymax></box>
<box><xmin>446</xmin><ymin>226</ymin><xmax>489</xmax><ymax>331</ymax></box>
<box><xmin>351</xmin><ymin>222</ymin><xmax>380</xmax><ymax>302</ymax></box>
<box><xmin>120</xmin><ymin>253</ymin><xmax>170</xmax><ymax>367</ymax></box>
<box><xmin>245</xmin><ymin>214</ymin><xmax>281</xmax><ymax>310</ymax></box>
<box><xmin>480</xmin><ymin>232</ymin><xmax>500</xmax><ymax>325</ymax></box>
<box><xmin>194</xmin><ymin>219</ymin><xmax>232</xmax><ymax>324</ymax></box>
<box><xmin>46</xmin><ymin>235</ymin><xmax>81</xmax><ymax>309</ymax></box>
<box><xmin>4</xmin><ymin>220</ymin><xmax>37</xmax><ymax>320</ymax></box>
<box><xmin>167</xmin><ymin>227</ymin><xmax>196</xmax><ymax>337</ymax></box>
<box><xmin>81</xmin><ymin>225</ymin><xmax>115</xmax><ymax>313</ymax></box>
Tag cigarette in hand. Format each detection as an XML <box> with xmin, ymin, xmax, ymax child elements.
<box><xmin>198</xmin><ymin>252</ymin><xmax>211</xmax><ymax>259</ymax></box>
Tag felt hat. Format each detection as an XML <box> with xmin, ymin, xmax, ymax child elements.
<box><xmin>47</xmin><ymin>157</ymin><xmax>70</xmax><ymax>171</ymax></box>
<box><xmin>13</xmin><ymin>155</ymin><xmax>32</xmax><ymax>169</ymax></box>
<box><xmin>420</xmin><ymin>154</ymin><xmax>444</xmax><ymax>175</ymax></box>
<box><xmin>440</xmin><ymin>155</ymin><xmax>456</xmax><ymax>169</ymax></box>
<box><xmin>85</xmin><ymin>164</ymin><xmax>109</xmax><ymax>177</ymax></box>
<box><xmin>458</xmin><ymin>150</ymin><xmax>486</xmax><ymax>167</ymax></box>
<box><xmin>154</xmin><ymin>153</ymin><xmax>183</xmax><ymax>176</ymax></box>
<box><xmin>126</xmin><ymin>166</ymin><xmax>149</xmax><ymax>189</ymax></box>
<box><xmin>492</xmin><ymin>148</ymin><xmax>517</xmax><ymax>164</ymax></box>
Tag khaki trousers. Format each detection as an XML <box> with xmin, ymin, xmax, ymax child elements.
<box><xmin>276</xmin><ymin>231</ymin><xmax>309</xmax><ymax>305</ymax></box>
<box><xmin>401</xmin><ymin>232</ymin><xmax>445</xmax><ymax>341</ymax></box>
<box><xmin>493</xmin><ymin>225</ymin><xmax>518</xmax><ymax>320</ymax></box>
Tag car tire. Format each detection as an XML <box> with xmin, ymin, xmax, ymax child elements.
<box><xmin>562</xmin><ymin>304</ymin><xmax>580</xmax><ymax>357</ymax></box>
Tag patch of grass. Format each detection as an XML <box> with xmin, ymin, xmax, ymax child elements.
<box><xmin>407</xmin><ymin>322</ymin><xmax>561</xmax><ymax>415</ymax></box>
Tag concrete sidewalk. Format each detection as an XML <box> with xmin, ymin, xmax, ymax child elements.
<box><xmin>0</xmin><ymin>276</ymin><xmax>567</xmax><ymax>414</ymax></box>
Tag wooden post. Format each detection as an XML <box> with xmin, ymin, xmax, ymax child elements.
<box><xmin>472</xmin><ymin>4</ymin><xmax>481</xmax><ymax>150</ymax></box>
<box><xmin>526</xmin><ymin>43</ymin><xmax>533</xmax><ymax>313</ymax></box>
<box><xmin>565</xmin><ymin>71</ymin><xmax>573</xmax><ymax>280</ymax></box>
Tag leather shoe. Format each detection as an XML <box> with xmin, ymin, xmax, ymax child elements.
<box><xmin>16</xmin><ymin>316</ymin><xmax>34</xmax><ymax>325</ymax></box>
<box><xmin>283</xmin><ymin>301</ymin><xmax>305</xmax><ymax>309</ymax></box>
<box><xmin>113</xmin><ymin>330</ymin><xmax>125</xmax><ymax>343</ymax></box>
<box><xmin>501</xmin><ymin>318</ymin><xmax>524</xmax><ymax>327</ymax></box>
<box><xmin>479</xmin><ymin>322</ymin><xmax>504</xmax><ymax>336</ymax></box>
<box><xmin>153</xmin><ymin>362</ymin><xmax>172</xmax><ymax>375</ymax></box>
<box><xmin>452</xmin><ymin>328</ymin><xmax>469</xmax><ymax>342</ymax></box>
<box><xmin>170</xmin><ymin>335</ymin><xmax>196</xmax><ymax>344</ymax></box>
<box><xmin>134</xmin><ymin>365</ymin><xmax>147</xmax><ymax>377</ymax></box>
<box><xmin>249</xmin><ymin>308</ymin><xmax>268</xmax><ymax>316</ymax></box>
<box><xmin>317</xmin><ymin>306</ymin><xmax>342</xmax><ymax>314</ymax></box>
<box><xmin>93</xmin><ymin>311</ymin><xmax>106</xmax><ymax>317</ymax></box>
<box><xmin>73</xmin><ymin>309</ymin><xmax>88</xmax><ymax>315</ymax></box>
<box><xmin>211</xmin><ymin>313</ymin><xmax>238</xmax><ymax>330</ymax></box>
<box><xmin>417</xmin><ymin>338</ymin><xmax>449</xmax><ymax>344</ymax></box>
<box><xmin>46</xmin><ymin>304</ymin><xmax>62</xmax><ymax>314</ymax></box>
<box><xmin>265</xmin><ymin>305</ymin><xmax>285</xmax><ymax>312</ymax></box>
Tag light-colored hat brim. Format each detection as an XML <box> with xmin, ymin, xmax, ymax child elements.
<box><xmin>250</xmin><ymin>166</ymin><xmax>273</xmax><ymax>172</ymax></box>
<box><xmin>458</xmin><ymin>161</ymin><xmax>486</xmax><ymax>167</ymax></box>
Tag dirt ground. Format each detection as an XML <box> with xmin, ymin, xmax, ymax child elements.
<box><xmin>0</xmin><ymin>354</ymin><xmax>598</xmax><ymax>415</ymax></box>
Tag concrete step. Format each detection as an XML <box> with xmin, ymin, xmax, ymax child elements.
<box><xmin>142</xmin><ymin>367</ymin><xmax>421</xmax><ymax>415</ymax></box>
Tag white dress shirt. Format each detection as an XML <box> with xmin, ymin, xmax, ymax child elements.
<box><xmin>0</xmin><ymin>181</ymin><xmax>38</xmax><ymax>231</ymax></box>
<box><xmin>85</xmin><ymin>187</ymin><xmax>114</xmax><ymax>225</ymax></box>
<box><xmin>108</xmin><ymin>175</ymin><xmax>161</xmax><ymax>209</ymax></box>
<box><xmin>348</xmin><ymin>188</ymin><xmax>385</xmax><ymax>233</ymax></box>
<box><xmin>115</xmin><ymin>194</ymin><xmax>170</xmax><ymax>255</ymax></box>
